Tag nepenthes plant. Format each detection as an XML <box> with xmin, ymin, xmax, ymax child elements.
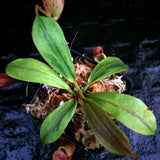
<box><xmin>6</xmin><ymin>13</ymin><xmax>157</xmax><ymax>159</ymax></box>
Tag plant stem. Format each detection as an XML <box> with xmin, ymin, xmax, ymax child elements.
<box><xmin>82</xmin><ymin>83</ymin><xmax>90</xmax><ymax>93</ymax></box>
<box><xmin>35</xmin><ymin>5</ymin><xmax>51</xmax><ymax>18</ymax></box>
<box><xmin>74</xmin><ymin>81</ymin><xmax>80</xmax><ymax>92</ymax></box>
<box><xmin>67</xmin><ymin>88</ymin><xmax>75</xmax><ymax>96</ymax></box>
<box><xmin>74</xmin><ymin>81</ymin><xmax>85</xmax><ymax>99</ymax></box>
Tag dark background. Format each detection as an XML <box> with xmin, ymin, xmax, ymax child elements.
<box><xmin>1</xmin><ymin>0</ymin><xmax>160</xmax><ymax>159</ymax></box>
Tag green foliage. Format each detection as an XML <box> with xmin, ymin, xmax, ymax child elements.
<box><xmin>40</xmin><ymin>99</ymin><xmax>77</xmax><ymax>144</ymax></box>
<box><xmin>6</xmin><ymin>15</ymin><xmax>157</xmax><ymax>158</ymax></box>
<box><xmin>83</xmin><ymin>57</ymin><xmax>129</xmax><ymax>92</ymax></box>
<box><xmin>32</xmin><ymin>16</ymin><xmax>75</xmax><ymax>83</ymax></box>
<box><xmin>86</xmin><ymin>92</ymin><xmax>157</xmax><ymax>135</ymax></box>
<box><xmin>81</xmin><ymin>100</ymin><xmax>132</xmax><ymax>156</ymax></box>
<box><xmin>6</xmin><ymin>58</ymin><xmax>73</xmax><ymax>94</ymax></box>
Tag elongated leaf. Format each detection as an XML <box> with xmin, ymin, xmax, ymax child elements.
<box><xmin>40</xmin><ymin>99</ymin><xmax>77</xmax><ymax>144</ymax></box>
<box><xmin>32</xmin><ymin>16</ymin><xmax>75</xmax><ymax>83</ymax></box>
<box><xmin>6</xmin><ymin>58</ymin><xmax>73</xmax><ymax>93</ymax></box>
<box><xmin>83</xmin><ymin>57</ymin><xmax>129</xmax><ymax>92</ymax></box>
<box><xmin>87</xmin><ymin>92</ymin><xmax>157</xmax><ymax>135</ymax></box>
<box><xmin>81</xmin><ymin>100</ymin><xmax>134</xmax><ymax>156</ymax></box>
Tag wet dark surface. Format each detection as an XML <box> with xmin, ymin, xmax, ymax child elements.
<box><xmin>1</xmin><ymin>0</ymin><xmax>160</xmax><ymax>159</ymax></box>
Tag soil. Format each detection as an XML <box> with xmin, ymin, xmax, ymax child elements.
<box><xmin>1</xmin><ymin>0</ymin><xmax>160</xmax><ymax>159</ymax></box>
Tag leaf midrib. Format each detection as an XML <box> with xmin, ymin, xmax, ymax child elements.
<box><xmin>7</xmin><ymin>65</ymin><xmax>62</xmax><ymax>83</ymax></box>
<box><xmin>41</xmin><ymin>100</ymin><xmax>74</xmax><ymax>143</ymax></box>
<box><xmin>86</xmin><ymin>102</ymin><xmax>131</xmax><ymax>156</ymax></box>
<box><xmin>89</xmin><ymin>62</ymin><xmax>127</xmax><ymax>83</ymax></box>
<box><xmin>91</xmin><ymin>96</ymin><xmax>154</xmax><ymax>132</ymax></box>
<box><xmin>37</xmin><ymin>16</ymin><xmax>72</xmax><ymax>79</ymax></box>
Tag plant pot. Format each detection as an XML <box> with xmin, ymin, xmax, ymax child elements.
<box><xmin>24</xmin><ymin>49</ymin><xmax>133</xmax><ymax>155</ymax></box>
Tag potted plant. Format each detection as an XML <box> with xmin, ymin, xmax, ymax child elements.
<box><xmin>23</xmin><ymin>47</ymin><xmax>132</xmax><ymax>157</ymax></box>
<box><xmin>5</xmin><ymin>1</ymin><xmax>157</xmax><ymax>160</ymax></box>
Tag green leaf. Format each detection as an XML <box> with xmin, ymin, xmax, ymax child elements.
<box><xmin>83</xmin><ymin>57</ymin><xmax>129</xmax><ymax>92</ymax></box>
<box><xmin>86</xmin><ymin>92</ymin><xmax>157</xmax><ymax>135</ymax></box>
<box><xmin>32</xmin><ymin>16</ymin><xmax>75</xmax><ymax>83</ymax></box>
<box><xmin>81</xmin><ymin>100</ymin><xmax>135</xmax><ymax>157</ymax></box>
<box><xmin>6</xmin><ymin>58</ymin><xmax>73</xmax><ymax>93</ymax></box>
<box><xmin>40</xmin><ymin>99</ymin><xmax>77</xmax><ymax>144</ymax></box>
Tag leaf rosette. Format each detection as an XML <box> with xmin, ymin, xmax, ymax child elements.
<box><xmin>6</xmin><ymin>15</ymin><xmax>157</xmax><ymax>159</ymax></box>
